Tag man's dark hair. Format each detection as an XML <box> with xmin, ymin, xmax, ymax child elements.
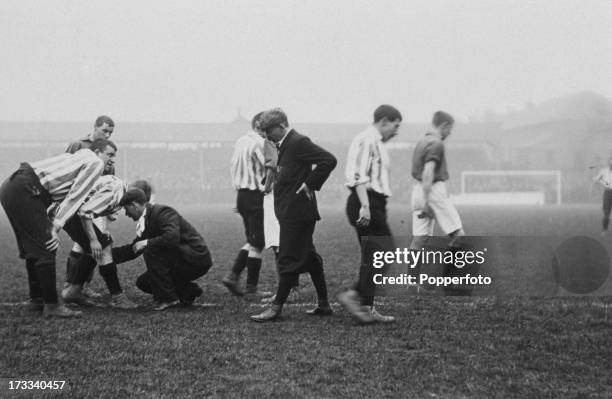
<box><xmin>251</xmin><ymin>112</ymin><xmax>264</xmax><ymax>130</ymax></box>
<box><xmin>373</xmin><ymin>105</ymin><xmax>402</xmax><ymax>123</ymax></box>
<box><xmin>129</xmin><ymin>180</ymin><xmax>153</xmax><ymax>201</ymax></box>
<box><xmin>94</xmin><ymin>115</ymin><xmax>114</xmax><ymax>128</ymax></box>
<box><xmin>119</xmin><ymin>188</ymin><xmax>148</xmax><ymax>206</ymax></box>
<box><xmin>258</xmin><ymin>108</ymin><xmax>289</xmax><ymax>131</ymax></box>
<box><xmin>432</xmin><ymin>111</ymin><xmax>454</xmax><ymax>127</ymax></box>
<box><xmin>90</xmin><ymin>139</ymin><xmax>117</xmax><ymax>153</ymax></box>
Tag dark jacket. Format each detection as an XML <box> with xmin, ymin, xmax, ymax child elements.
<box><xmin>114</xmin><ymin>204</ymin><xmax>211</xmax><ymax>266</ymax></box>
<box><xmin>274</xmin><ymin>129</ymin><xmax>337</xmax><ymax>222</ymax></box>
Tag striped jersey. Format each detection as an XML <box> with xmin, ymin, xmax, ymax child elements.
<box><xmin>230</xmin><ymin>131</ymin><xmax>265</xmax><ymax>191</ymax></box>
<box><xmin>77</xmin><ymin>175</ymin><xmax>127</xmax><ymax>219</ymax></box>
<box><xmin>66</xmin><ymin>136</ymin><xmax>116</xmax><ymax>175</ymax></box>
<box><xmin>345</xmin><ymin>125</ymin><xmax>392</xmax><ymax>197</ymax></box>
<box><xmin>31</xmin><ymin>149</ymin><xmax>104</xmax><ymax>227</ymax></box>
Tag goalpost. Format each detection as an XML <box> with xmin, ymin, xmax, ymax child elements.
<box><xmin>454</xmin><ymin>170</ymin><xmax>562</xmax><ymax>205</ymax></box>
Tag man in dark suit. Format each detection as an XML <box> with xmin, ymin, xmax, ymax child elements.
<box><xmin>113</xmin><ymin>188</ymin><xmax>213</xmax><ymax>310</ymax></box>
<box><xmin>251</xmin><ymin>108</ymin><xmax>337</xmax><ymax>322</ymax></box>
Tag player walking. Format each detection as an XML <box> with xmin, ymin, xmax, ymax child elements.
<box><xmin>222</xmin><ymin>113</ymin><xmax>272</xmax><ymax>298</ymax></box>
<box><xmin>410</xmin><ymin>111</ymin><xmax>465</xmax><ymax>254</ymax></box>
<box><xmin>593</xmin><ymin>156</ymin><xmax>612</xmax><ymax>236</ymax></box>
<box><xmin>337</xmin><ymin>105</ymin><xmax>402</xmax><ymax>324</ymax></box>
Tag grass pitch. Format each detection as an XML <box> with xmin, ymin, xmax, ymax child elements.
<box><xmin>1</xmin><ymin>204</ymin><xmax>612</xmax><ymax>398</ymax></box>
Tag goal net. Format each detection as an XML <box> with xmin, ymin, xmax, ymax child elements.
<box><xmin>451</xmin><ymin>170</ymin><xmax>562</xmax><ymax>205</ymax></box>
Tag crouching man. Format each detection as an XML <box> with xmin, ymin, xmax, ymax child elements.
<box><xmin>112</xmin><ymin>188</ymin><xmax>213</xmax><ymax>310</ymax></box>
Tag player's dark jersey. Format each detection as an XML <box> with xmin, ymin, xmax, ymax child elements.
<box><xmin>66</xmin><ymin>137</ymin><xmax>93</xmax><ymax>154</ymax></box>
<box><xmin>411</xmin><ymin>132</ymin><xmax>449</xmax><ymax>182</ymax></box>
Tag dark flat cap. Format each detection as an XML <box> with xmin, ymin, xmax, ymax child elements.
<box><xmin>119</xmin><ymin>188</ymin><xmax>147</xmax><ymax>206</ymax></box>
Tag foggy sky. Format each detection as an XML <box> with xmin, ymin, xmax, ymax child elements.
<box><xmin>1</xmin><ymin>0</ymin><xmax>611</xmax><ymax>124</ymax></box>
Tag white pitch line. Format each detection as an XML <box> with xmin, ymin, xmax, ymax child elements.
<box><xmin>1</xmin><ymin>301</ymin><xmax>610</xmax><ymax>309</ymax></box>
<box><xmin>0</xmin><ymin>302</ymin><xmax>223</xmax><ymax>308</ymax></box>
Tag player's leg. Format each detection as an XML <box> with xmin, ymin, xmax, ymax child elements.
<box><xmin>306</xmin><ymin>256</ymin><xmax>332</xmax><ymax>315</ymax></box>
<box><xmin>252</xmin><ymin>271</ymin><xmax>297</xmax><ymax>321</ymax></box>
<box><xmin>261</xmin><ymin>192</ymin><xmax>301</xmax><ymax>303</ymax></box>
<box><xmin>263</xmin><ymin>192</ymin><xmax>280</xmax><ymax>251</ymax></box>
<box><xmin>602</xmin><ymin>189</ymin><xmax>612</xmax><ymax>235</ymax></box>
<box><xmin>87</xmin><ymin>216</ymin><xmax>137</xmax><ymax>308</ymax></box>
<box><xmin>0</xmin><ymin>169</ymin><xmax>80</xmax><ymax>317</ymax></box>
<box><xmin>244</xmin><ymin>193</ymin><xmax>272</xmax><ymax>298</ymax></box>
<box><xmin>65</xmin><ymin>247</ymin><xmax>102</xmax><ymax>299</ymax></box>
<box><xmin>304</xmin><ymin>221</ymin><xmax>331</xmax><ymax>316</ymax></box>
<box><xmin>61</xmin><ymin>216</ymin><xmax>107</xmax><ymax>306</ymax></box>
<box><xmin>251</xmin><ymin>221</ymin><xmax>302</xmax><ymax>322</ymax></box>
<box><xmin>23</xmin><ymin>258</ymin><xmax>43</xmax><ymax>310</ymax></box>
<box><xmin>80</xmin><ymin>219</ymin><xmax>109</xmax><ymax>299</ymax></box>
<box><xmin>97</xmin><ymin>246</ymin><xmax>139</xmax><ymax>309</ymax></box>
<box><xmin>222</xmin><ymin>191</ymin><xmax>250</xmax><ymax>295</ymax></box>
<box><xmin>1</xmin><ymin>191</ymin><xmax>45</xmax><ymax>310</ymax></box>
<box><xmin>409</xmin><ymin>181</ymin><xmax>436</xmax><ymax>249</ymax></box>
<box><xmin>65</xmin><ymin>243</ymin><xmax>83</xmax><ymax>287</ymax></box>
<box><xmin>428</xmin><ymin>182</ymin><xmax>464</xmax><ymax>240</ymax></box>
<box><xmin>338</xmin><ymin>190</ymin><xmax>389</xmax><ymax>323</ymax></box>
<box><xmin>427</xmin><ymin>182</ymin><xmax>470</xmax><ymax>294</ymax></box>
<box><xmin>97</xmin><ymin>247</ymin><xmax>120</xmax><ymax>296</ymax></box>
<box><xmin>409</xmin><ymin>181</ymin><xmax>437</xmax><ymax>294</ymax></box>
<box><xmin>359</xmin><ymin>203</ymin><xmax>395</xmax><ymax>322</ymax></box>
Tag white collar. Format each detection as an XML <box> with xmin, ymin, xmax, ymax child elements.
<box><xmin>136</xmin><ymin>206</ymin><xmax>148</xmax><ymax>237</ymax></box>
<box><xmin>247</xmin><ymin>130</ymin><xmax>264</xmax><ymax>141</ymax></box>
<box><xmin>367</xmin><ymin>124</ymin><xmax>384</xmax><ymax>142</ymax></box>
<box><xmin>277</xmin><ymin>127</ymin><xmax>291</xmax><ymax>148</ymax></box>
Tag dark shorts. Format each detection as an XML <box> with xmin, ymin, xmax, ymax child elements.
<box><xmin>63</xmin><ymin>215</ymin><xmax>113</xmax><ymax>252</ymax></box>
<box><xmin>346</xmin><ymin>189</ymin><xmax>394</xmax><ymax>298</ymax></box>
<box><xmin>0</xmin><ymin>163</ymin><xmax>54</xmax><ymax>261</ymax></box>
<box><xmin>277</xmin><ymin>220</ymin><xmax>323</xmax><ymax>279</ymax></box>
<box><xmin>346</xmin><ymin>189</ymin><xmax>392</xmax><ymax>239</ymax></box>
<box><xmin>604</xmin><ymin>189</ymin><xmax>612</xmax><ymax>216</ymax></box>
<box><xmin>236</xmin><ymin>189</ymin><xmax>265</xmax><ymax>250</ymax></box>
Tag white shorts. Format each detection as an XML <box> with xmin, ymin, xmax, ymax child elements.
<box><xmin>411</xmin><ymin>181</ymin><xmax>462</xmax><ymax>236</ymax></box>
<box><xmin>264</xmin><ymin>193</ymin><xmax>280</xmax><ymax>249</ymax></box>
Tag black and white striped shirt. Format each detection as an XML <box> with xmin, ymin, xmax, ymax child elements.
<box><xmin>230</xmin><ymin>131</ymin><xmax>266</xmax><ymax>191</ymax></box>
<box><xmin>78</xmin><ymin>175</ymin><xmax>126</xmax><ymax>219</ymax></box>
<box><xmin>345</xmin><ymin>125</ymin><xmax>392</xmax><ymax>197</ymax></box>
<box><xmin>31</xmin><ymin>149</ymin><xmax>104</xmax><ymax>227</ymax></box>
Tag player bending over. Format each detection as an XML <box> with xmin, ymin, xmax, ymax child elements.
<box><xmin>0</xmin><ymin>139</ymin><xmax>115</xmax><ymax>317</ymax></box>
<box><xmin>60</xmin><ymin>175</ymin><xmax>138</xmax><ymax>309</ymax></box>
